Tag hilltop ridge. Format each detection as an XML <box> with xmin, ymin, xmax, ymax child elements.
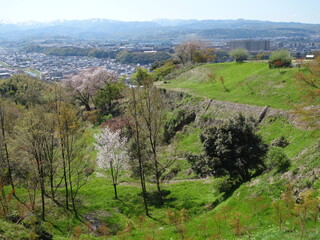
<box><xmin>1</xmin><ymin>18</ymin><xmax>320</xmax><ymax>40</ymax></box>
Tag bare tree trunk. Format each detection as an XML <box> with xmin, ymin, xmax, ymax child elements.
<box><xmin>154</xmin><ymin>155</ymin><xmax>162</xmax><ymax>203</ymax></box>
<box><xmin>49</xmin><ymin>137</ymin><xmax>56</xmax><ymax>201</ymax></box>
<box><xmin>0</xmin><ymin>177</ymin><xmax>8</xmax><ymax>218</ymax></box>
<box><xmin>35</xmin><ymin>149</ymin><xmax>46</xmax><ymax>221</ymax></box>
<box><xmin>113</xmin><ymin>184</ymin><xmax>118</xmax><ymax>200</ymax></box>
<box><xmin>67</xmin><ymin>144</ymin><xmax>78</xmax><ymax>218</ymax></box>
<box><xmin>136</xmin><ymin>124</ymin><xmax>149</xmax><ymax>216</ymax></box>
<box><xmin>61</xmin><ymin>144</ymin><xmax>69</xmax><ymax>210</ymax></box>
<box><xmin>40</xmin><ymin>180</ymin><xmax>46</xmax><ymax>221</ymax></box>
<box><xmin>110</xmin><ymin>163</ymin><xmax>118</xmax><ymax>200</ymax></box>
<box><xmin>0</xmin><ymin>110</ymin><xmax>15</xmax><ymax>193</ymax></box>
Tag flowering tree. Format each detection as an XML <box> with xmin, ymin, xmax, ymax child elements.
<box><xmin>229</xmin><ymin>48</ymin><xmax>249</xmax><ymax>63</ymax></box>
<box><xmin>63</xmin><ymin>67</ymin><xmax>118</xmax><ymax>111</ymax></box>
<box><xmin>95</xmin><ymin>127</ymin><xmax>128</xmax><ymax>199</ymax></box>
<box><xmin>174</xmin><ymin>40</ymin><xmax>215</xmax><ymax>65</ymax></box>
<box><xmin>269</xmin><ymin>49</ymin><xmax>292</xmax><ymax>68</ymax></box>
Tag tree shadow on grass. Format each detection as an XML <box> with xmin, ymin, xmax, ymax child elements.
<box><xmin>144</xmin><ymin>189</ymin><xmax>176</xmax><ymax>208</ymax></box>
<box><xmin>211</xmin><ymin>174</ymin><xmax>261</xmax><ymax>208</ymax></box>
<box><xmin>116</xmin><ymin>196</ymin><xmax>146</xmax><ymax>217</ymax></box>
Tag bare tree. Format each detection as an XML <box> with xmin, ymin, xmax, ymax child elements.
<box><xmin>174</xmin><ymin>40</ymin><xmax>215</xmax><ymax>65</ymax></box>
<box><xmin>0</xmin><ymin>101</ymin><xmax>17</xmax><ymax>192</ymax></box>
<box><xmin>126</xmin><ymin>74</ymin><xmax>173</xmax><ymax>207</ymax></box>
<box><xmin>12</xmin><ymin>107</ymin><xmax>53</xmax><ymax>221</ymax></box>
<box><xmin>125</xmin><ymin>87</ymin><xmax>150</xmax><ymax>216</ymax></box>
<box><xmin>137</xmin><ymin>85</ymin><xmax>166</xmax><ymax>204</ymax></box>
<box><xmin>55</xmin><ymin>102</ymin><xmax>88</xmax><ymax>218</ymax></box>
<box><xmin>0</xmin><ymin>101</ymin><xmax>39</xmax><ymax>213</ymax></box>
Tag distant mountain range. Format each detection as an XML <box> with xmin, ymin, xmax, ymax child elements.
<box><xmin>0</xmin><ymin>18</ymin><xmax>319</xmax><ymax>42</ymax></box>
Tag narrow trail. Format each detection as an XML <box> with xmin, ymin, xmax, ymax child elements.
<box><xmin>117</xmin><ymin>178</ymin><xmax>214</xmax><ymax>187</ymax></box>
<box><xmin>96</xmin><ymin>173</ymin><xmax>213</xmax><ymax>186</ymax></box>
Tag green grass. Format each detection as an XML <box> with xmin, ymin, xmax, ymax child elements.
<box><xmin>0</xmin><ymin>219</ymin><xmax>32</xmax><ymax>239</ymax></box>
<box><xmin>44</xmin><ymin>173</ymin><xmax>221</xmax><ymax>239</ymax></box>
<box><xmin>59</xmin><ymin>63</ymin><xmax>319</xmax><ymax>239</ymax></box>
<box><xmin>2</xmin><ymin>61</ymin><xmax>319</xmax><ymax>239</ymax></box>
<box><xmin>5</xmin><ymin>119</ymin><xmax>320</xmax><ymax>240</ymax></box>
<box><xmin>175</xmin><ymin>127</ymin><xmax>202</xmax><ymax>154</ymax></box>
<box><xmin>258</xmin><ymin>116</ymin><xmax>320</xmax><ymax>158</ymax></box>
<box><xmin>161</xmin><ymin>62</ymin><xmax>301</xmax><ymax>110</ymax></box>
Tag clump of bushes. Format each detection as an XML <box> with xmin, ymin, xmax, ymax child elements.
<box><xmin>151</xmin><ymin>61</ymin><xmax>177</xmax><ymax>81</ymax></box>
<box><xmin>229</xmin><ymin>48</ymin><xmax>249</xmax><ymax>63</ymax></box>
<box><xmin>269</xmin><ymin>49</ymin><xmax>293</xmax><ymax>68</ymax></box>
<box><xmin>266</xmin><ymin>147</ymin><xmax>291</xmax><ymax>172</ymax></box>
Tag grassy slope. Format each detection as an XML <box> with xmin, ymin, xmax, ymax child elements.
<box><xmin>258</xmin><ymin>116</ymin><xmax>319</xmax><ymax>158</ymax></box>
<box><xmin>0</xmin><ymin>219</ymin><xmax>32</xmax><ymax>239</ymax></box>
<box><xmin>161</xmin><ymin>62</ymin><xmax>301</xmax><ymax>110</ymax></box>
<box><xmin>5</xmin><ymin>62</ymin><xmax>319</xmax><ymax>239</ymax></box>
<box><xmin>160</xmin><ymin>114</ymin><xmax>319</xmax><ymax>238</ymax></box>
<box><xmin>105</xmin><ymin>63</ymin><xmax>318</xmax><ymax>239</ymax></box>
<box><xmin>152</xmin><ymin>62</ymin><xmax>320</xmax><ymax>239</ymax></box>
<box><xmin>55</xmin><ymin>117</ymin><xmax>317</xmax><ymax>239</ymax></box>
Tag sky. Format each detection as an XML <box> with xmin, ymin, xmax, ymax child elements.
<box><xmin>1</xmin><ymin>0</ymin><xmax>320</xmax><ymax>24</ymax></box>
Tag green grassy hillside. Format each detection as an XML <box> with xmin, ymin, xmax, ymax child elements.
<box><xmin>46</xmin><ymin>106</ymin><xmax>319</xmax><ymax>239</ymax></box>
<box><xmin>55</xmin><ymin>63</ymin><xmax>318</xmax><ymax>239</ymax></box>
<box><xmin>160</xmin><ymin>62</ymin><xmax>301</xmax><ymax>110</ymax></box>
<box><xmin>2</xmin><ymin>62</ymin><xmax>319</xmax><ymax>239</ymax></box>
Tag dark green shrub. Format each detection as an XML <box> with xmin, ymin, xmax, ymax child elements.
<box><xmin>193</xmin><ymin>114</ymin><xmax>267</xmax><ymax>182</ymax></box>
<box><xmin>266</xmin><ymin>147</ymin><xmax>291</xmax><ymax>172</ymax></box>
<box><xmin>186</xmin><ymin>153</ymin><xmax>208</xmax><ymax>178</ymax></box>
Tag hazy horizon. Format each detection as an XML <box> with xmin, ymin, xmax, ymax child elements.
<box><xmin>1</xmin><ymin>0</ymin><xmax>320</xmax><ymax>24</ymax></box>
<box><xmin>0</xmin><ymin>18</ymin><xmax>318</xmax><ymax>25</ymax></box>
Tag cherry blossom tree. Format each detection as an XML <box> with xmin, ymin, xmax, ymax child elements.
<box><xmin>63</xmin><ymin>67</ymin><xmax>118</xmax><ymax>111</ymax></box>
<box><xmin>95</xmin><ymin>127</ymin><xmax>128</xmax><ymax>199</ymax></box>
<box><xmin>174</xmin><ymin>40</ymin><xmax>215</xmax><ymax>65</ymax></box>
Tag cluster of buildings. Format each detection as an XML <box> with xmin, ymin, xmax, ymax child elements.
<box><xmin>1</xmin><ymin>35</ymin><xmax>320</xmax><ymax>81</ymax></box>
<box><xmin>0</xmin><ymin>47</ymin><xmax>147</xmax><ymax>81</ymax></box>
<box><xmin>228</xmin><ymin>39</ymin><xmax>270</xmax><ymax>52</ymax></box>
<box><xmin>227</xmin><ymin>37</ymin><xmax>320</xmax><ymax>57</ymax></box>
<box><xmin>272</xmin><ymin>37</ymin><xmax>320</xmax><ymax>57</ymax></box>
